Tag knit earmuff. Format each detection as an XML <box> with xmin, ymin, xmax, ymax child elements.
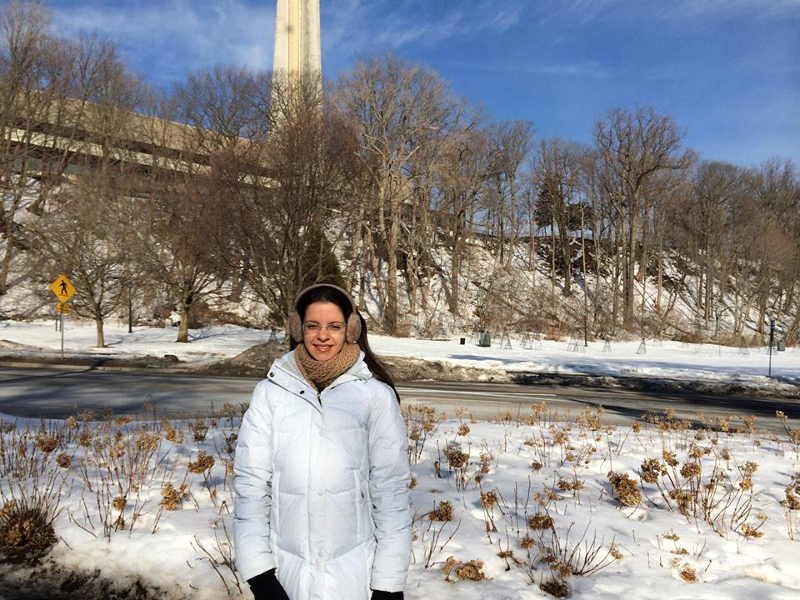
<box><xmin>289</xmin><ymin>283</ymin><xmax>362</xmax><ymax>344</ymax></box>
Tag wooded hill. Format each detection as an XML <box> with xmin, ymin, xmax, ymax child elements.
<box><xmin>1</xmin><ymin>2</ymin><xmax>797</xmax><ymax>347</ymax></box>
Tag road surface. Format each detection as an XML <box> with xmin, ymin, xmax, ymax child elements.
<box><xmin>0</xmin><ymin>366</ymin><xmax>797</xmax><ymax>431</ymax></box>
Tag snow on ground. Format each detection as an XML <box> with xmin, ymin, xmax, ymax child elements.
<box><xmin>1</xmin><ymin>319</ymin><xmax>799</xmax><ymax>390</ymax></box>
<box><xmin>1</xmin><ymin>407</ymin><xmax>799</xmax><ymax>599</ymax></box>
<box><xmin>0</xmin><ymin>319</ymin><xmax>269</xmax><ymax>362</ymax></box>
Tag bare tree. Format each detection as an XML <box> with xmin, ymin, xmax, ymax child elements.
<box><xmin>530</xmin><ymin>138</ymin><xmax>583</xmax><ymax>298</ymax></box>
<box><xmin>27</xmin><ymin>175</ymin><xmax>135</xmax><ymax>347</ymax></box>
<box><xmin>436</xmin><ymin>125</ymin><xmax>491</xmax><ymax>316</ymax></box>
<box><xmin>593</xmin><ymin>105</ymin><xmax>693</xmax><ymax>328</ymax></box>
<box><xmin>226</xmin><ymin>73</ymin><xmax>362</xmax><ymax>326</ymax></box>
<box><xmin>0</xmin><ymin>1</ymin><xmax>71</xmax><ymax>294</ymax></box>
<box><xmin>481</xmin><ymin>121</ymin><xmax>532</xmax><ymax>266</ymax></box>
<box><xmin>338</xmin><ymin>53</ymin><xmax>461</xmax><ymax>333</ymax></box>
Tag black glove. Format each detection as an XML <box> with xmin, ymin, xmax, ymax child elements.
<box><xmin>371</xmin><ymin>591</ymin><xmax>404</xmax><ymax>600</ymax></box>
<box><xmin>248</xmin><ymin>569</ymin><xmax>290</xmax><ymax>600</ymax></box>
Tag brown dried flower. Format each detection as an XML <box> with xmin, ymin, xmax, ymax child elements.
<box><xmin>36</xmin><ymin>434</ymin><xmax>58</xmax><ymax>454</ymax></box>
<box><xmin>444</xmin><ymin>445</ymin><xmax>468</xmax><ymax>470</ymax></box>
<box><xmin>455</xmin><ymin>559</ymin><xmax>486</xmax><ymax>581</ymax></box>
<box><xmin>640</xmin><ymin>458</ymin><xmax>663</xmax><ymax>484</ymax></box>
<box><xmin>480</xmin><ymin>490</ymin><xmax>498</xmax><ymax>509</ymax></box>
<box><xmin>188</xmin><ymin>452</ymin><xmax>215</xmax><ymax>474</ymax></box>
<box><xmin>607</xmin><ymin>471</ymin><xmax>642</xmax><ymax>507</ymax></box>
<box><xmin>680</xmin><ymin>462</ymin><xmax>701</xmax><ymax>479</ymax></box>
<box><xmin>55</xmin><ymin>453</ymin><xmax>71</xmax><ymax>469</ymax></box>
<box><xmin>679</xmin><ymin>564</ymin><xmax>698</xmax><ymax>583</ymax></box>
<box><xmin>160</xmin><ymin>483</ymin><xmax>189</xmax><ymax>510</ymax></box>
<box><xmin>558</xmin><ymin>477</ymin><xmax>585</xmax><ymax>492</ymax></box>
<box><xmin>528</xmin><ymin>513</ymin><xmax>554</xmax><ymax>530</ymax></box>
<box><xmin>430</xmin><ymin>500</ymin><xmax>453</xmax><ymax>522</ymax></box>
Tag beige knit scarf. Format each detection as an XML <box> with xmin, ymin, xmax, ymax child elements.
<box><xmin>295</xmin><ymin>342</ymin><xmax>360</xmax><ymax>391</ymax></box>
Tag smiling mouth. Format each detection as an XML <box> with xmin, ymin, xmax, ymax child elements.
<box><xmin>315</xmin><ymin>345</ymin><xmax>333</xmax><ymax>352</ymax></box>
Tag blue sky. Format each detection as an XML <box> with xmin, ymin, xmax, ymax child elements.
<box><xmin>46</xmin><ymin>0</ymin><xmax>799</xmax><ymax>167</ymax></box>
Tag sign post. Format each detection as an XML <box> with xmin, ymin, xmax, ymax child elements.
<box><xmin>49</xmin><ymin>275</ymin><xmax>76</xmax><ymax>360</ymax></box>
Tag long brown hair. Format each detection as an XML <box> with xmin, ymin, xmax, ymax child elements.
<box><xmin>289</xmin><ymin>286</ymin><xmax>400</xmax><ymax>402</ymax></box>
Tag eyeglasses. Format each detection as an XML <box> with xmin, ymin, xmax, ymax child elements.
<box><xmin>303</xmin><ymin>321</ymin><xmax>345</xmax><ymax>334</ymax></box>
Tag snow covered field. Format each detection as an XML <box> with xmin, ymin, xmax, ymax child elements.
<box><xmin>1</xmin><ymin>405</ymin><xmax>799</xmax><ymax>599</ymax></box>
<box><xmin>1</xmin><ymin>319</ymin><xmax>798</xmax><ymax>391</ymax></box>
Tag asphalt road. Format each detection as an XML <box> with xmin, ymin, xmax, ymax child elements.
<box><xmin>0</xmin><ymin>366</ymin><xmax>798</xmax><ymax>432</ymax></box>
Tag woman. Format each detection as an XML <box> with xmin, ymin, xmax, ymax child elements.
<box><xmin>234</xmin><ymin>283</ymin><xmax>411</xmax><ymax>600</ymax></box>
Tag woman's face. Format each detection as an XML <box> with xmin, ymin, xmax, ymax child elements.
<box><xmin>302</xmin><ymin>301</ymin><xmax>347</xmax><ymax>361</ymax></box>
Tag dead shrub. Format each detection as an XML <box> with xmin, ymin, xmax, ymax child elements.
<box><xmin>191</xmin><ymin>420</ymin><xmax>209</xmax><ymax>442</ymax></box>
<box><xmin>528</xmin><ymin>513</ymin><xmax>554</xmax><ymax>530</ymax></box>
<box><xmin>607</xmin><ymin>472</ymin><xmax>642</xmax><ymax>507</ymax></box>
<box><xmin>558</xmin><ymin>477</ymin><xmax>585</xmax><ymax>492</ymax></box>
<box><xmin>679</xmin><ymin>563</ymin><xmax>698</xmax><ymax>583</ymax></box>
<box><xmin>430</xmin><ymin>500</ymin><xmax>454</xmax><ymax>522</ymax></box>
<box><xmin>540</xmin><ymin>578</ymin><xmax>569</xmax><ymax>597</ymax></box>
<box><xmin>441</xmin><ymin>556</ymin><xmax>487</xmax><ymax>582</ymax></box>
<box><xmin>640</xmin><ymin>458</ymin><xmax>664</xmax><ymax>484</ymax></box>
<box><xmin>160</xmin><ymin>483</ymin><xmax>189</xmax><ymax>510</ymax></box>
<box><xmin>188</xmin><ymin>452</ymin><xmax>215</xmax><ymax>474</ymax></box>
<box><xmin>782</xmin><ymin>473</ymin><xmax>800</xmax><ymax>511</ymax></box>
<box><xmin>0</xmin><ymin>501</ymin><xmax>57</xmax><ymax>563</ymax></box>
<box><xmin>35</xmin><ymin>434</ymin><xmax>58</xmax><ymax>454</ymax></box>
<box><xmin>455</xmin><ymin>559</ymin><xmax>486</xmax><ymax>581</ymax></box>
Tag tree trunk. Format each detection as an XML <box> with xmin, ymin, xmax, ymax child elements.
<box><xmin>786</xmin><ymin>294</ymin><xmax>800</xmax><ymax>343</ymax></box>
<box><xmin>757</xmin><ymin>294</ymin><xmax>766</xmax><ymax>336</ymax></box>
<box><xmin>656</xmin><ymin>247</ymin><xmax>663</xmax><ymax>313</ymax></box>
<box><xmin>580</xmin><ymin>206</ymin><xmax>588</xmax><ymax>327</ymax></box>
<box><xmin>529</xmin><ymin>214</ymin><xmax>537</xmax><ymax>293</ymax></box>
<box><xmin>635</xmin><ymin>205</ymin><xmax>649</xmax><ymax>283</ymax></box>
<box><xmin>704</xmin><ymin>238</ymin><xmax>712</xmax><ymax>327</ymax></box>
<box><xmin>593</xmin><ymin>216</ymin><xmax>601</xmax><ymax>326</ymax></box>
<box><xmin>386</xmin><ymin>194</ymin><xmax>400</xmax><ymax>333</ymax></box>
<box><xmin>177</xmin><ymin>302</ymin><xmax>190</xmax><ymax>343</ymax></box>
<box><xmin>550</xmin><ymin>219</ymin><xmax>556</xmax><ymax>306</ymax></box>
<box><xmin>612</xmin><ymin>222</ymin><xmax>621</xmax><ymax>330</ymax></box>
<box><xmin>95</xmin><ymin>318</ymin><xmax>105</xmax><ymax>348</ymax></box>
<box><xmin>506</xmin><ymin>178</ymin><xmax>517</xmax><ymax>270</ymax></box>
<box><xmin>0</xmin><ymin>209</ymin><xmax>19</xmax><ymax>295</ymax></box>
<box><xmin>560</xmin><ymin>221</ymin><xmax>572</xmax><ymax>297</ymax></box>
<box><xmin>450</xmin><ymin>229</ymin><xmax>461</xmax><ymax>315</ymax></box>
<box><xmin>624</xmin><ymin>199</ymin><xmax>638</xmax><ymax>328</ymax></box>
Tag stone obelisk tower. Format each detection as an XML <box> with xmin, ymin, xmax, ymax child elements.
<box><xmin>272</xmin><ymin>0</ymin><xmax>321</xmax><ymax>80</ymax></box>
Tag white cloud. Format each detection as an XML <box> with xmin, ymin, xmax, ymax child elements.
<box><xmin>47</xmin><ymin>0</ymin><xmax>276</xmax><ymax>83</ymax></box>
<box><xmin>533</xmin><ymin>0</ymin><xmax>800</xmax><ymax>25</ymax></box>
<box><xmin>320</xmin><ymin>1</ymin><xmax>524</xmax><ymax>62</ymax></box>
<box><xmin>464</xmin><ymin>59</ymin><xmax>612</xmax><ymax>80</ymax></box>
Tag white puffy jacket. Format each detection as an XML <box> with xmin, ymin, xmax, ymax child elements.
<box><xmin>234</xmin><ymin>349</ymin><xmax>412</xmax><ymax>600</ymax></box>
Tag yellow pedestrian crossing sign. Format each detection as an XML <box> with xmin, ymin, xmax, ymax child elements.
<box><xmin>50</xmin><ymin>275</ymin><xmax>76</xmax><ymax>302</ymax></box>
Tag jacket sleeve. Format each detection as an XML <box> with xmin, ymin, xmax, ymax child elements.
<box><xmin>367</xmin><ymin>382</ymin><xmax>412</xmax><ymax>593</ymax></box>
<box><xmin>234</xmin><ymin>379</ymin><xmax>277</xmax><ymax>582</ymax></box>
